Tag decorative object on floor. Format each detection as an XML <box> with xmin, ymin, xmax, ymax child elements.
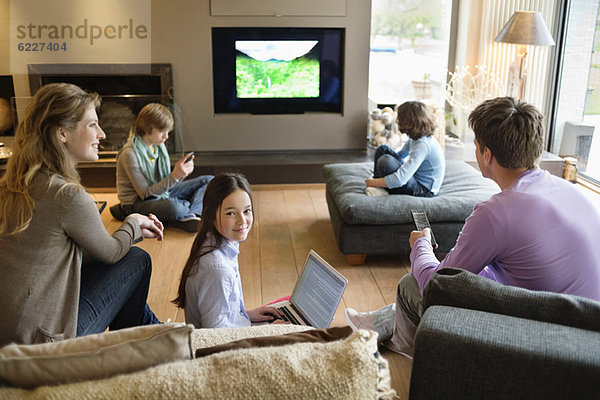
<box><xmin>446</xmin><ymin>65</ymin><xmax>505</xmax><ymax>115</ymax></box>
<box><xmin>368</xmin><ymin>106</ymin><xmax>400</xmax><ymax>149</ymax></box>
<box><xmin>494</xmin><ymin>11</ymin><xmax>555</xmax><ymax>100</ymax></box>
<box><xmin>445</xmin><ymin>65</ymin><xmax>505</xmax><ymax>140</ymax></box>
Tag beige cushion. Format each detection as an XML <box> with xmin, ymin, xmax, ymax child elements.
<box><xmin>0</xmin><ymin>328</ymin><xmax>396</xmax><ymax>400</ymax></box>
<box><xmin>0</xmin><ymin>323</ymin><xmax>193</xmax><ymax>388</ymax></box>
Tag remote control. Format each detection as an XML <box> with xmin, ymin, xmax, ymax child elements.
<box><xmin>411</xmin><ymin>209</ymin><xmax>438</xmax><ymax>249</ymax></box>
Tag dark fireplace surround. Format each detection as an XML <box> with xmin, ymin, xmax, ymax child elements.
<box><xmin>27</xmin><ymin>63</ymin><xmax>175</xmax><ymax>155</ymax></box>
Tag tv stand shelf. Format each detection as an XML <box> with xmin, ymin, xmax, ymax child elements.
<box><xmin>77</xmin><ymin>150</ymin><xmax>371</xmax><ymax>187</ymax></box>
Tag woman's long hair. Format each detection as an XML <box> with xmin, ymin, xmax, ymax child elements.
<box><xmin>172</xmin><ymin>173</ymin><xmax>253</xmax><ymax>309</ymax></box>
<box><xmin>0</xmin><ymin>83</ymin><xmax>100</xmax><ymax>236</ymax></box>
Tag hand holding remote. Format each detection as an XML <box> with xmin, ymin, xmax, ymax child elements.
<box><xmin>411</xmin><ymin>209</ymin><xmax>438</xmax><ymax>249</ymax></box>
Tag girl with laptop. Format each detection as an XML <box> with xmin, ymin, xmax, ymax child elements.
<box><xmin>172</xmin><ymin>173</ymin><xmax>285</xmax><ymax>328</ymax></box>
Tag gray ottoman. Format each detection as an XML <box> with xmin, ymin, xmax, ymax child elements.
<box><xmin>322</xmin><ymin>160</ymin><xmax>500</xmax><ymax>264</ymax></box>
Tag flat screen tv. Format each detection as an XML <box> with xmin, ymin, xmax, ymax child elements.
<box><xmin>212</xmin><ymin>27</ymin><xmax>344</xmax><ymax>114</ymax></box>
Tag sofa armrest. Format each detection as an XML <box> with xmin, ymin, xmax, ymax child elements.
<box><xmin>410</xmin><ymin>306</ymin><xmax>600</xmax><ymax>400</ymax></box>
<box><xmin>422</xmin><ymin>268</ymin><xmax>600</xmax><ymax>333</ymax></box>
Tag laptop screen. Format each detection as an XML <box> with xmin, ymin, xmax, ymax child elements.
<box><xmin>291</xmin><ymin>251</ymin><xmax>347</xmax><ymax>328</ymax></box>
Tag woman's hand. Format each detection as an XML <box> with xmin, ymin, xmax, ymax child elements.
<box><xmin>171</xmin><ymin>153</ymin><xmax>195</xmax><ymax>181</ymax></box>
<box><xmin>247</xmin><ymin>306</ymin><xmax>287</xmax><ymax>324</ymax></box>
<box><xmin>128</xmin><ymin>213</ymin><xmax>164</xmax><ymax>241</ymax></box>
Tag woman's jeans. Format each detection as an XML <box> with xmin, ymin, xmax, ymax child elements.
<box><xmin>77</xmin><ymin>247</ymin><xmax>160</xmax><ymax>336</ymax></box>
<box><xmin>124</xmin><ymin>175</ymin><xmax>213</xmax><ymax>222</ymax></box>
<box><xmin>373</xmin><ymin>145</ymin><xmax>433</xmax><ymax>197</ymax></box>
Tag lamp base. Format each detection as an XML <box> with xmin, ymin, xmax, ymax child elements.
<box><xmin>506</xmin><ymin>47</ymin><xmax>527</xmax><ymax>99</ymax></box>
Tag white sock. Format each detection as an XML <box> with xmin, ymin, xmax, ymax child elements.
<box><xmin>365</xmin><ymin>187</ymin><xmax>389</xmax><ymax>197</ymax></box>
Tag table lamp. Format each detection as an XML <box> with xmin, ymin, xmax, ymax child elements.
<box><xmin>495</xmin><ymin>11</ymin><xmax>555</xmax><ymax>99</ymax></box>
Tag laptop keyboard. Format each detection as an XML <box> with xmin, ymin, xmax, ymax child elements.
<box><xmin>278</xmin><ymin>306</ymin><xmax>301</xmax><ymax>325</ymax></box>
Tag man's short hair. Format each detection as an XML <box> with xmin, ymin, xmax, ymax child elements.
<box><xmin>468</xmin><ymin>97</ymin><xmax>544</xmax><ymax>169</ymax></box>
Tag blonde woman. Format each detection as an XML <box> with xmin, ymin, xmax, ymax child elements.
<box><xmin>115</xmin><ymin>103</ymin><xmax>213</xmax><ymax>233</ymax></box>
<box><xmin>0</xmin><ymin>83</ymin><xmax>164</xmax><ymax>347</ymax></box>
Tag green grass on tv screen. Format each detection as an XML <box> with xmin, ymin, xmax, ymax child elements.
<box><xmin>236</xmin><ymin>54</ymin><xmax>320</xmax><ymax>98</ymax></box>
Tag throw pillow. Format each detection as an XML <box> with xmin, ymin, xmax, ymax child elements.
<box><xmin>0</xmin><ymin>323</ymin><xmax>193</xmax><ymax>388</ymax></box>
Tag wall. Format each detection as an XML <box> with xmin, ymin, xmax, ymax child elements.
<box><xmin>0</xmin><ymin>0</ymin><xmax>8</xmax><ymax>75</ymax></box>
<box><xmin>1</xmin><ymin>0</ymin><xmax>371</xmax><ymax>153</ymax></box>
<box><xmin>152</xmin><ymin>0</ymin><xmax>371</xmax><ymax>152</ymax></box>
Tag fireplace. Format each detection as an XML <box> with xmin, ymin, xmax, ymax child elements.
<box><xmin>27</xmin><ymin>63</ymin><xmax>175</xmax><ymax>155</ymax></box>
<box><xmin>0</xmin><ymin>76</ymin><xmax>16</xmax><ymax>137</ymax></box>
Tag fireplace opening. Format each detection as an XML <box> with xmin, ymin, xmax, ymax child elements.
<box><xmin>27</xmin><ymin>63</ymin><xmax>175</xmax><ymax>155</ymax></box>
<box><xmin>0</xmin><ymin>75</ymin><xmax>16</xmax><ymax>137</ymax></box>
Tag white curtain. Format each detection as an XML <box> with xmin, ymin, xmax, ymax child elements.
<box><xmin>482</xmin><ymin>0</ymin><xmax>558</xmax><ymax>110</ymax></box>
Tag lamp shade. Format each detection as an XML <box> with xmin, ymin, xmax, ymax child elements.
<box><xmin>495</xmin><ymin>11</ymin><xmax>555</xmax><ymax>46</ymax></box>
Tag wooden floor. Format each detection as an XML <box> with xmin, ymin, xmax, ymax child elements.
<box><xmin>93</xmin><ymin>183</ymin><xmax>413</xmax><ymax>398</ymax></box>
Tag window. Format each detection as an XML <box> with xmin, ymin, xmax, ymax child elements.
<box><xmin>550</xmin><ymin>1</ymin><xmax>600</xmax><ymax>183</ymax></box>
<box><xmin>368</xmin><ymin>0</ymin><xmax>454</xmax><ymax>107</ymax></box>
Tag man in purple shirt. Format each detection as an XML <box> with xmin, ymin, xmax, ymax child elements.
<box><xmin>345</xmin><ymin>97</ymin><xmax>600</xmax><ymax>358</ymax></box>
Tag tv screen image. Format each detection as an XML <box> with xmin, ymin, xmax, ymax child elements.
<box><xmin>213</xmin><ymin>27</ymin><xmax>344</xmax><ymax>114</ymax></box>
<box><xmin>235</xmin><ymin>40</ymin><xmax>320</xmax><ymax>99</ymax></box>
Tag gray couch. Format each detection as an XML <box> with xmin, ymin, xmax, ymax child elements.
<box><xmin>410</xmin><ymin>268</ymin><xmax>600</xmax><ymax>399</ymax></box>
<box><xmin>322</xmin><ymin>160</ymin><xmax>499</xmax><ymax>263</ymax></box>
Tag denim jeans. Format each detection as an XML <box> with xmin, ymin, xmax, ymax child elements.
<box><xmin>77</xmin><ymin>247</ymin><xmax>160</xmax><ymax>336</ymax></box>
<box><xmin>373</xmin><ymin>144</ymin><xmax>433</xmax><ymax>197</ymax></box>
<box><xmin>123</xmin><ymin>175</ymin><xmax>213</xmax><ymax>222</ymax></box>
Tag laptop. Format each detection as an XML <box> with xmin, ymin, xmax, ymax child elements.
<box><xmin>268</xmin><ymin>250</ymin><xmax>348</xmax><ymax>329</ymax></box>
